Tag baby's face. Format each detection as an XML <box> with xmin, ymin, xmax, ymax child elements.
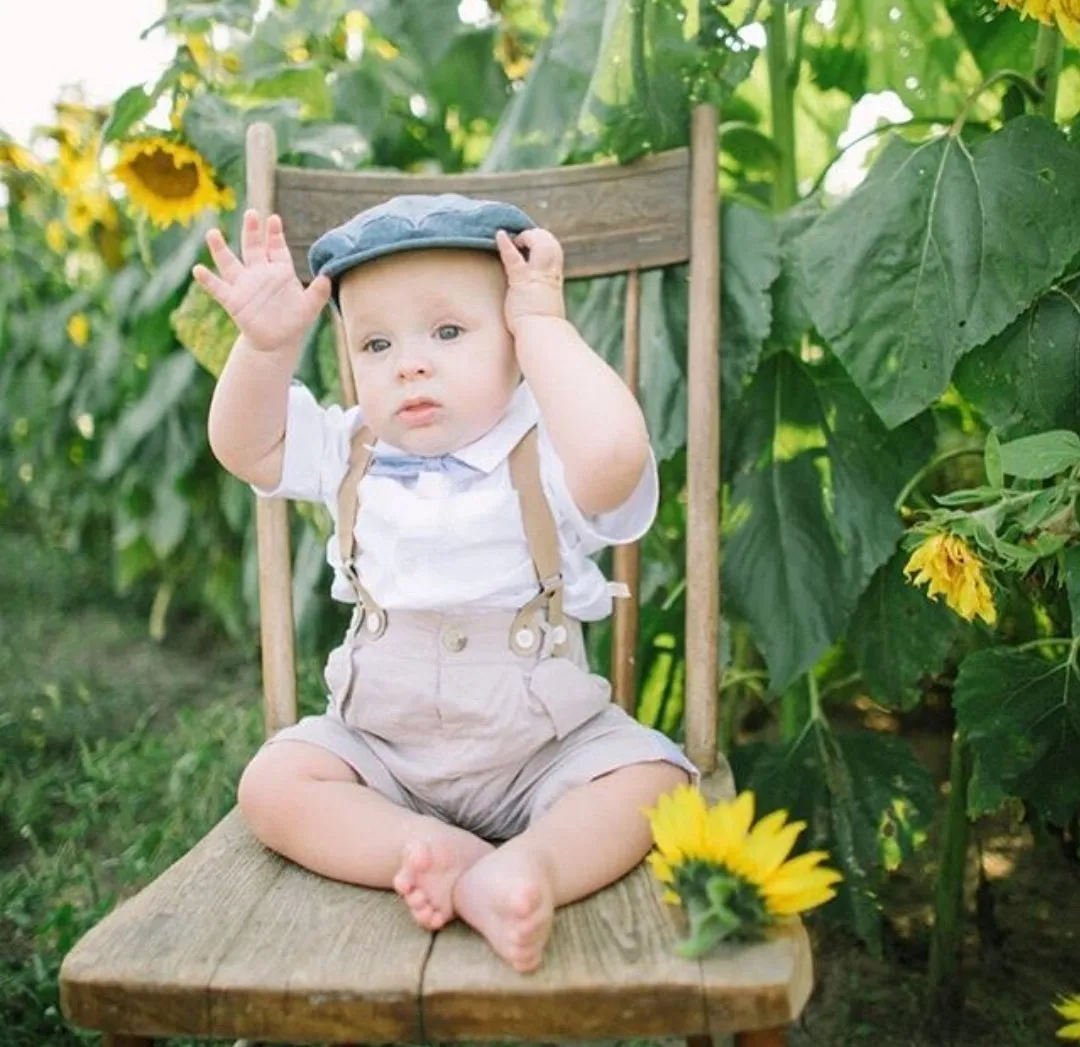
<box><xmin>338</xmin><ymin>249</ymin><xmax>519</xmax><ymax>455</ymax></box>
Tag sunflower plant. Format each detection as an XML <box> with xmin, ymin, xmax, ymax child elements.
<box><xmin>644</xmin><ymin>787</ymin><xmax>842</xmax><ymax>958</ymax></box>
<box><xmin>902</xmin><ymin>428</ymin><xmax>1080</xmax><ymax>624</ymax></box>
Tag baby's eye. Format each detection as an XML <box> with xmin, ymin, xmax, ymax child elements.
<box><xmin>435</xmin><ymin>324</ymin><xmax>463</xmax><ymax>342</ymax></box>
<box><xmin>362</xmin><ymin>337</ymin><xmax>391</xmax><ymax>354</ymax></box>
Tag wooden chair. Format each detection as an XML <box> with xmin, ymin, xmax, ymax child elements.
<box><xmin>59</xmin><ymin>103</ymin><xmax>812</xmax><ymax>1047</ymax></box>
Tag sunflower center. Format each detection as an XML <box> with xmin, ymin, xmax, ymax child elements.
<box><xmin>129</xmin><ymin>150</ymin><xmax>202</xmax><ymax>200</ymax></box>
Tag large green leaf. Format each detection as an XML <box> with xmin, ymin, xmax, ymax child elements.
<box><xmin>723</xmin><ymin>353</ymin><xmax>933</xmax><ymax>689</ymax></box>
<box><xmin>721</xmin><ymin>202</ymin><xmax>780</xmax><ymax>396</ymax></box>
<box><xmin>732</xmin><ymin>722</ymin><xmax>937</xmax><ymax>951</ymax></box>
<box><xmin>955</xmin><ymin>646</ymin><xmax>1080</xmax><ymax>824</ymax></box>
<box><xmin>836</xmin><ymin>0</ymin><xmax>980</xmax><ymax>118</ymax></box>
<box><xmin>944</xmin><ymin>0</ymin><xmax>1039</xmax><ymax>79</ymax></box>
<box><xmin>97</xmin><ymin>353</ymin><xmax>199</xmax><ymax>480</ymax></box>
<box><xmin>171</xmin><ymin>281</ymin><xmax>237</xmax><ymax>378</ymax></box>
<box><xmin>953</xmin><ymin>272</ymin><xmax>1080</xmax><ymax>437</ymax></box>
<box><xmin>799</xmin><ymin>117</ymin><xmax>1080</xmax><ymax>428</ymax></box>
<box><xmin>848</xmin><ymin>548</ymin><xmax>960</xmax><ymax>709</ymax></box>
<box><xmin>482</xmin><ymin>0</ymin><xmax>614</xmax><ymax>171</ymax></box>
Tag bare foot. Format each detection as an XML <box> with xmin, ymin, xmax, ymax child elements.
<box><xmin>452</xmin><ymin>847</ymin><xmax>555</xmax><ymax>972</ymax></box>
<box><xmin>393</xmin><ymin>826</ymin><xmax>493</xmax><ymax>930</ymax></box>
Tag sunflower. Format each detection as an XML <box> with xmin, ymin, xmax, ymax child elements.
<box><xmin>45</xmin><ymin>220</ymin><xmax>67</xmax><ymax>253</ymax></box>
<box><xmin>112</xmin><ymin>137</ymin><xmax>235</xmax><ymax>229</ymax></box>
<box><xmin>644</xmin><ymin>787</ymin><xmax>842</xmax><ymax>957</ymax></box>
<box><xmin>66</xmin><ymin>314</ymin><xmax>90</xmax><ymax>348</ymax></box>
<box><xmin>903</xmin><ymin>531</ymin><xmax>997</xmax><ymax>626</ymax></box>
<box><xmin>1057</xmin><ymin>994</ymin><xmax>1080</xmax><ymax>1040</ymax></box>
<box><xmin>998</xmin><ymin>0</ymin><xmax>1080</xmax><ymax>44</ymax></box>
<box><xmin>0</xmin><ymin>139</ymin><xmax>43</xmax><ymax>176</ymax></box>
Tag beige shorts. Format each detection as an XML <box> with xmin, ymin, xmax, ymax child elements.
<box><xmin>265</xmin><ymin>609</ymin><xmax>699</xmax><ymax>841</ymax></box>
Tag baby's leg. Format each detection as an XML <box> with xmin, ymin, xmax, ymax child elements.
<box><xmin>238</xmin><ymin>740</ymin><xmax>492</xmax><ymax>926</ymax></box>
<box><xmin>452</xmin><ymin>760</ymin><xmax>689</xmax><ymax>972</ymax></box>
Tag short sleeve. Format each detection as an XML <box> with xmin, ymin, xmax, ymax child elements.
<box><xmin>251</xmin><ymin>382</ymin><xmax>363</xmax><ymax>505</ymax></box>
<box><xmin>538</xmin><ymin>422</ymin><xmax>659</xmax><ymax>552</ymax></box>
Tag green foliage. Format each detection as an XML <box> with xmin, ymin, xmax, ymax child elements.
<box><xmin>955</xmin><ymin>644</ymin><xmax>1080</xmax><ymax>823</ymax></box>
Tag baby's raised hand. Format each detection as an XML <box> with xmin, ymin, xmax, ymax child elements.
<box><xmin>192</xmin><ymin>208</ymin><xmax>331</xmax><ymax>354</ymax></box>
<box><xmin>495</xmin><ymin>228</ymin><xmax>566</xmax><ymax>333</ymax></box>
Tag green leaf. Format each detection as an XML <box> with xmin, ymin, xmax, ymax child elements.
<box><xmin>799</xmin><ymin>117</ymin><xmax>1080</xmax><ymax>428</ymax></box>
<box><xmin>770</xmin><ymin>198</ymin><xmax>822</xmax><ymax>347</ymax></box>
<box><xmin>721</xmin><ymin>202</ymin><xmax>781</xmax><ymax>396</ymax></box>
<box><xmin>97</xmin><ymin>353</ymin><xmax>199</xmax><ymax>480</ymax></box>
<box><xmin>998</xmin><ymin>430</ymin><xmax>1080</xmax><ymax>479</ymax></box>
<box><xmin>357</xmin><ymin>0</ymin><xmax>464</xmax><ymax>69</ymax></box>
<box><xmin>1067</xmin><ymin>547</ymin><xmax>1080</xmax><ymax>637</ymax></box>
<box><xmin>284</xmin><ymin>122</ymin><xmax>371</xmax><ymax>169</ymax></box>
<box><xmin>102</xmin><ymin>85</ymin><xmax>155</xmax><ymax>144</ymax></box>
<box><xmin>953</xmin><ymin>273</ymin><xmax>1080</xmax><ymax>437</ymax></box>
<box><xmin>732</xmin><ymin>723</ymin><xmax>936</xmax><ymax>950</ymax></box>
<box><xmin>170</xmin><ymin>280</ymin><xmax>237</xmax><ymax>378</ymax></box>
<box><xmin>955</xmin><ymin>647</ymin><xmax>1080</xmax><ymax>824</ymax></box>
<box><xmin>984</xmin><ymin>429</ymin><xmax>1003</xmax><ymax>488</ymax></box>
<box><xmin>848</xmin><ymin>548</ymin><xmax>960</xmax><ymax>709</ymax></box>
<box><xmin>944</xmin><ymin>0</ymin><xmax>1039</xmax><ymax>78</ymax></box>
<box><xmin>836</xmin><ymin>1</ymin><xmax>980</xmax><ymax>118</ymax></box>
<box><xmin>723</xmin><ymin>353</ymin><xmax>933</xmax><ymax>689</ymax></box>
<box><xmin>135</xmin><ymin>215</ymin><xmax>215</xmax><ymax>317</ymax></box>
<box><xmin>482</xmin><ymin>0</ymin><xmax>611</xmax><ymax>171</ymax></box>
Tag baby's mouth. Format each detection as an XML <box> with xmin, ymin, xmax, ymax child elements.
<box><xmin>396</xmin><ymin>398</ymin><xmax>441</xmax><ymax>426</ymax></box>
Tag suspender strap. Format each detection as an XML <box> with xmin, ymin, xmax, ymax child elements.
<box><xmin>336</xmin><ymin>421</ymin><xmax>567</xmax><ymax>657</ymax></box>
<box><xmin>337</xmin><ymin>424</ymin><xmax>387</xmax><ymax>639</ymax></box>
<box><xmin>508</xmin><ymin>427</ymin><xmax>568</xmax><ymax>657</ymax></box>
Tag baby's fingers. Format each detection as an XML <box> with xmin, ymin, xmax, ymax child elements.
<box><xmin>191</xmin><ymin>263</ymin><xmax>233</xmax><ymax>308</ymax></box>
<box><xmin>204</xmin><ymin>227</ymin><xmax>243</xmax><ymax>282</ymax></box>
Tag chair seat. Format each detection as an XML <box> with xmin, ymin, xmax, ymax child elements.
<box><xmin>60</xmin><ymin>805</ymin><xmax>812</xmax><ymax>1042</ymax></box>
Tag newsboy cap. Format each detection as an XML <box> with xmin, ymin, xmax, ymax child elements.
<box><xmin>308</xmin><ymin>193</ymin><xmax>536</xmax><ymax>305</ymax></box>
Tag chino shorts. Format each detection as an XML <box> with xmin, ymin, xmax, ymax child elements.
<box><xmin>264</xmin><ymin>609</ymin><xmax>701</xmax><ymax>841</ymax></box>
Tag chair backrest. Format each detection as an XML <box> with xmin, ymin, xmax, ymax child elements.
<box><xmin>245</xmin><ymin>104</ymin><xmax>720</xmax><ymax>774</ymax></box>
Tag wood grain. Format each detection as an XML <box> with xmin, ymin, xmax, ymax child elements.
<box><xmin>422</xmin><ymin>863</ymin><xmax>708</xmax><ymax>1040</ymax></box>
<box><xmin>683</xmin><ymin>104</ymin><xmax>721</xmax><ymax>774</ymax></box>
<box><xmin>247</xmin><ymin>122</ymin><xmax>299</xmax><ymax>737</ymax></box>
<box><xmin>274</xmin><ymin>148</ymin><xmax>691</xmax><ymax>280</ymax></box>
<box><xmin>612</xmin><ymin>267</ymin><xmax>643</xmax><ymax>713</ymax></box>
<box><xmin>59</xmin><ymin>811</ymin><xmax>429</xmax><ymax>1041</ymax></box>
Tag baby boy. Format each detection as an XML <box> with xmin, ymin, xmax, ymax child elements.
<box><xmin>194</xmin><ymin>194</ymin><xmax>698</xmax><ymax>972</ymax></box>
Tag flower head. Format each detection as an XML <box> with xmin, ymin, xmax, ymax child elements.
<box><xmin>903</xmin><ymin>531</ymin><xmax>997</xmax><ymax>626</ymax></box>
<box><xmin>112</xmin><ymin>136</ymin><xmax>235</xmax><ymax>228</ymax></box>
<box><xmin>643</xmin><ymin>787</ymin><xmax>842</xmax><ymax>956</ymax></box>
<box><xmin>67</xmin><ymin>314</ymin><xmax>90</xmax><ymax>347</ymax></box>
<box><xmin>1057</xmin><ymin>994</ymin><xmax>1080</xmax><ymax>1040</ymax></box>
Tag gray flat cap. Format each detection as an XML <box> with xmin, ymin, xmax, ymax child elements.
<box><xmin>308</xmin><ymin>192</ymin><xmax>536</xmax><ymax>305</ymax></box>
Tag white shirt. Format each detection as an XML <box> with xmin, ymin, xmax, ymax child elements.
<box><xmin>253</xmin><ymin>381</ymin><xmax>658</xmax><ymax>621</ymax></box>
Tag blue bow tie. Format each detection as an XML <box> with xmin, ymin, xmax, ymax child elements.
<box><xmin>368</xmin><ymin>452</ymin><xmax>483</xmax><ymax>483</ymax></box>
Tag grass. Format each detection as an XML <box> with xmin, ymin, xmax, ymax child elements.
<box><xmin>1</xmin><ymin>524</ymin><xmax>1077</xmax><ymax>1047</ymax></box>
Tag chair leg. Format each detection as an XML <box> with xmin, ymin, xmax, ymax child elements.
<box><xmin>734</xmin><ymin>1030</ymin><xmax>787</xmax><ymax>1047</ymax></box>
<box><xmin>103</xmin><ymin>1037</ymin><xmax>154</xmax><ymax>1047</ymax></box>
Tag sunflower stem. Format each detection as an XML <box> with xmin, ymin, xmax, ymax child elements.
<box><xmin>1033</xmin><ymin>22</ymin><xmax>1063</xmax><ymax>122</ymax></box>
<box><xmin>766</xmin><ymin>0</ymin><xmax>798</xmax><ymax>211</ymax></box>
<box><xmin>926</xmin><ymin>730</ymin><xmax>972</xmax><ymax>1027</ymax></box>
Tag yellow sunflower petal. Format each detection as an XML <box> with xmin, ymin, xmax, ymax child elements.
<box><xmin>1056</xmin><ymin>996</ymin><xmax>1080</xmax><ymax>1022</ymax></box>
<box><xmin>113</xmin><ymin>136</ymin><xmax>234</xmax><ymax>229</ymax></box>
<box><xmin>732</xmin><ymin>811</ymin><xmax>804</xmax><ymax>881</ymax></box>
<box><xmin>647</xmin><ymin>851</ymin><xmax>676</xmax><ymax>885</ymax></box>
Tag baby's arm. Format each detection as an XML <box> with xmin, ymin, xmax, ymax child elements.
<box><xmin>194</xmin><ymin>209</ymin><xmax>331</xmax><ymax>490</ymax></box>
<box><xmin>495</xmin><ymin>230</ymin><xmax>650</xmax><ymax>518</ymax></box>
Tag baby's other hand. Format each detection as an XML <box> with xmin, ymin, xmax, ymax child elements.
<box><xmin>495</xmin><ymin>228</ymin><xmax>565</xmax><ymax>333</ymax></box>
<box><xmin>192</xmin><ymin>208</ymin><xmax>331</xmax><ymax>354</ymax></box>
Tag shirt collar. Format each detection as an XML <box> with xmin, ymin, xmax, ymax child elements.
<box><xmin>452</xmin><ymin>381</ymin><xmax>538</xmax><ymax>474</ymax></box>
<box><xmin>369</xmin><ymin>382</ymin><xmax>538</xmax><ymax>474</ymax></box>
